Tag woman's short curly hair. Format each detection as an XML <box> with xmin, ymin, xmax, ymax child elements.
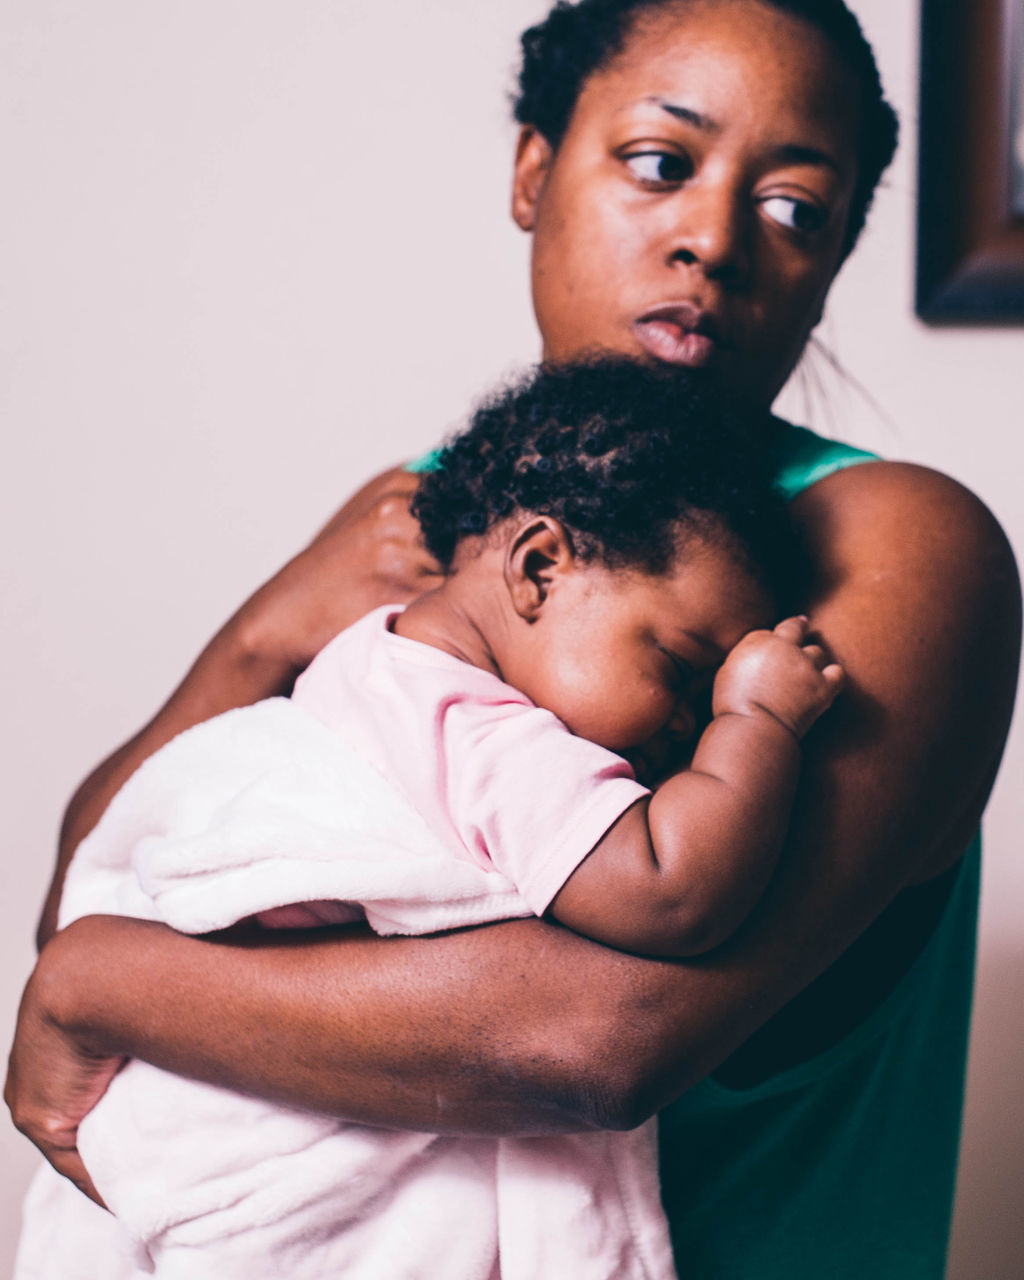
<box><xmin>412</xmin><ymin>359</ymin><xmax>796</xmax><ymax>596</ymax></box>
<box><xmin>512</xmin><ymin>0</ymin><xmax>898</xmax><ymax>258</ymax></box>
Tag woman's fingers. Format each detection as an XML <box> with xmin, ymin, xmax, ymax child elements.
<box><xmin>30</xmin><ymin>1129</ymin><xmax>106</xmax><ymax>1209</ymax></box>
<box><xmin>256</xmin><ymin>469</ymin><xmax>445</xmax><ymax>669</ymax></box>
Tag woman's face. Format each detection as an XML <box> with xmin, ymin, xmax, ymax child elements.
<box><xmin>512</xmin><ymin>0</ymin><xmax>864</xmax><ymax>407</ymax></box>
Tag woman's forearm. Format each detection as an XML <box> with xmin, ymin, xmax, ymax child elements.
<box><xmin>27</xmin><ymin>904</ymin><xmax>807</xmax><ymax>1137</ymax></box>
<box><xmin>30</xmin><ymin>914</ymin><xmax>632</xmax><ymax>1135</ymax></box>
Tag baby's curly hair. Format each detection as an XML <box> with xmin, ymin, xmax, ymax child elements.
<box><xmin>412</xmin><ymin>359</ymin><xmax>796</xmax><ymax>596</ymax></box>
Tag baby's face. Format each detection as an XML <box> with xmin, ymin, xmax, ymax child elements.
<box><xmin>520</xmin><ymin>536</ymin><xmax>775</xmax><ymax>753</ymax></box>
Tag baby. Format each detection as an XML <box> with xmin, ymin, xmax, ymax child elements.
<box><xmin>20</xmin><ymin>360</ymin><xmax>841</xmax><ymax>1280</ymax></box>
<box><xmin>283</xmin><ymin>358</ymin><xmax>841</xmax><ymax>955</ymax></box>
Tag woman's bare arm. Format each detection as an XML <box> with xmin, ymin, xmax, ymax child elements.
<box><xmin>37</xmin><ymin>465</ymin><xmax>440</xmax><ymax>948</ymax></box>
<box><xmin>9</xmin><ymin>462</ymin><xmax>1020</xmax><ymax>1201</ymax></box>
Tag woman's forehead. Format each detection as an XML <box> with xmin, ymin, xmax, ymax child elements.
<box><xmin>577</xmin><ymin>0</ymin><xmax>861</xmax><ymax>148</ymax></box>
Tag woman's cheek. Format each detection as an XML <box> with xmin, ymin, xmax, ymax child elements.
<box><xmin>532</xmin><ymin>188</ymin><xmax>639</xmax><ymax>358</ymax></box>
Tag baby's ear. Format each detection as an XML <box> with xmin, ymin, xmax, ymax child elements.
<box><xmin>505</xmin><ymin>517</ymin><xmax>575</xmax><ymax>621</ymax></box>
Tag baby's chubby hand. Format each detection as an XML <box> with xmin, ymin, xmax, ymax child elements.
<box><xmin>711</xmin><ymin>616</ymin><xmax>845</xmax><ymax>740</ymax></box>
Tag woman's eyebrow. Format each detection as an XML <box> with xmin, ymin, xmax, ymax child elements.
<box><xmin>650</xmin><ymin>97</ymin><xmax>720</xmax><ymax>133</ymax></box>
<box><xmin>650</xmin><ymin>97</ymin><xmax>840</xmax><ymax>173</ymax></box>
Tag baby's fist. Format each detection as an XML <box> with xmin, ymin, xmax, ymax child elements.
<box><xmin>712</xmin><ymin>616</ymin><xmax>844</xmax><ymax>739</ymax></box>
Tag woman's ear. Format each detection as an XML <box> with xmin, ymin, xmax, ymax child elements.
<box><xmin>505</xmin><ymin>517</ymin><xmax>574</xmax><ymax>620</ymax></box>
<box><xmin>511</xmin><ymin>127</ymin><xmax>554</xmax><ymax>232</ymax></box>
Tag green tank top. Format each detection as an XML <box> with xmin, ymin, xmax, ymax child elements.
<box><xmin>408</xmin><ymin>425</ymin><xmax>980</xmax><ymax>1277</ymax></box>
<box><xmin>657</xmin><ymin>423</ymin><xmax>980</xmax><ymax>1278</ymax></box>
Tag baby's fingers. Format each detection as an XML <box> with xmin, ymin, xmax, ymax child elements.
<box><xmin>821</xmin><ymin>662</ymin><xmax>846</xmax><ymax>698</ymax></box>
<box><xmin>800</xmin><ymin>643</ymin><xmax>827</xmax><ymax>670</ymax></box>
<box><xmin>772</xmin><ymin>615</ymin><xmax>809</xmax><ymax>644</ymax></box>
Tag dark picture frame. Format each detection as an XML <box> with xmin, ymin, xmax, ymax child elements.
<box><xmin>916</xmin><ymin>0</ymin><xmax>1024</xmax><ymax>320</ymax></box>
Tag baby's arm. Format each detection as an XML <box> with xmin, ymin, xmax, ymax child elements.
<box><xmin>549</xmin><ymin>617</ymin><xmax>843</xmax><ymax>956</ymax></box>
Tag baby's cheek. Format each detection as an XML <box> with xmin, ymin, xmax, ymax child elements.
<box><xmin>522</xmin><ymin>658</ymin><xmax>604</xmax><ymax>741</ymax></box>
<box><xmin>561</xmin><ymin>685</ymin><xmax>674</xmax><ymax>753</ymax></box>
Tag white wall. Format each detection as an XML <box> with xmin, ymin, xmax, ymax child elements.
<box><xmin>2</xmin><ymin>2</ymin><xmax>1021</xmax><ymax>1275</ymax></box>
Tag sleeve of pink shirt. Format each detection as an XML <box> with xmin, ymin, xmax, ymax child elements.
<box><xmin>438</xmin><ymin>692</ymin><xmax>651</xmax><ymax>917</ymax></box>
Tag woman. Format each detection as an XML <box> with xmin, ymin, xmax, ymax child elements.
<box><xmin>8</xmin><ymin>1</ymin><xmax>1020</xmax><ymax>1276</ymax></box>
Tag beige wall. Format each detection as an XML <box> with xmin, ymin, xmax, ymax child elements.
<box><xmin>2</xmin><ymin>1</ymin><xmax>1021</xmax><ymax>1275</ymax></box>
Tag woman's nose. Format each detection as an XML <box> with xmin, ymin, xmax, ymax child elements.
<box><xmin>667</xmin><ymin>183</ymin><xmax>751</xmax><ymax>288</ymax></box>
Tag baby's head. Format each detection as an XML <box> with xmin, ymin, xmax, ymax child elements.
<box><xmin>413</xmin><ymin>359</ymin><xmax>797</xmax><ymax>751</ymax></box>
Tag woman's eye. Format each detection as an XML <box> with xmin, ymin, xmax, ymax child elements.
<box><xmin>624</xmin><ymin>150</ymin><xmax>692</xmax><ymax>185</ymax></box>
<box><xmin>760</xmin><ymin>194</ymin><xmax>828</xmax><ymax>234</ymax></box>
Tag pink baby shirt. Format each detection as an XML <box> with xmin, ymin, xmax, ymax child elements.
<box><xmin>290</xmin><ymin>604</ymin><xmax>650</xmax><ymax>918</ymax></box>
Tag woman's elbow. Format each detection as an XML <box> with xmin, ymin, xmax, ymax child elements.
<box><xmin>497</xmin><ymin>991</ymin><xmax>684</xmax><ymax>1132</ymax></box>
<box><xmin>513</xmin><ymin>1049</ymin><xmax>662</xmax><ymax>1133</ymax></box>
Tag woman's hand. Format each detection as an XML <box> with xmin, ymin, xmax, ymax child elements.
<box><xmin>245</xmin><ymin>466</ymin><xmax>443</xmax><ymax>671</ymax></box>
<box><xmin>6</xmin><ymin>930</ymin><xmax>123</xmax><ymax>1208</ymax></box>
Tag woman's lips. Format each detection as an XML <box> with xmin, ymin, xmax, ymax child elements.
<box><xmin>632</xmin><ymin>304</ymin><xmax>729</xmax><ymax>369</ymax></box>
<box><xmin>633</xmin><ymin>319</ymin><xmax>718</xmax><ymax>366</ymax></box>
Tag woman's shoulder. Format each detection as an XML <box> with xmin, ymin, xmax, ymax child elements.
<box><xmin>774</xmin><ymin>420</ymin><xmax>1011</xmax><ymax>572</ymax></box>
<box><xmin>793</xmin><ymin>454</ymin><xmax>1012</xmax><ymax>569</ymax></box>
